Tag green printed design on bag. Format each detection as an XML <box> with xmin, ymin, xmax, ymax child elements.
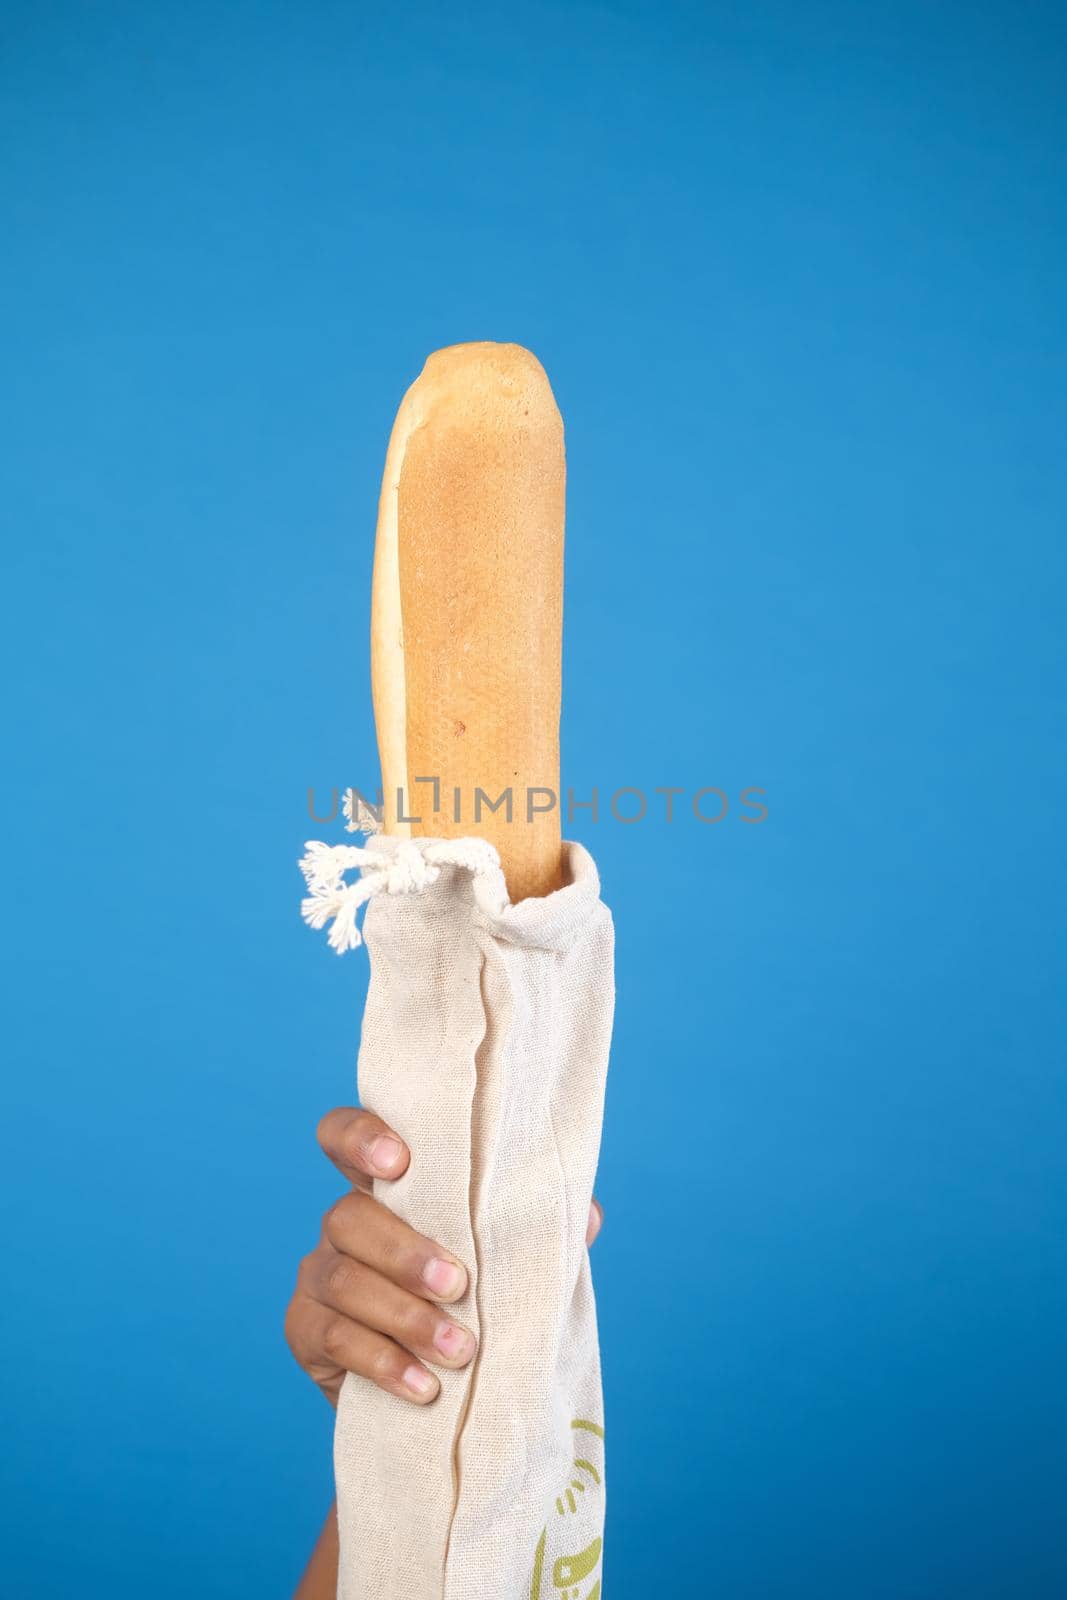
<box><xmin>530</xmin><ymin>1420</ymin><xmax>605</xmax><ymax>1599</ymax></box>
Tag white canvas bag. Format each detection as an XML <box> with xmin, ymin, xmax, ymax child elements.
<box><xmin>300</xmin><ymin>825</ymin><xmax>614</xmax><ymax>1599</ymax></box>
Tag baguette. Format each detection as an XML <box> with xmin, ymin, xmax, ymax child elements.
<box><xmin>370</xmin><ymin>342</ymin><xmax>565</xmax><ymax>901</ymax></box>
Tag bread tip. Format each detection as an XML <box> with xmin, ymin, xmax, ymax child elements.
<box><xmin>421</xmin><ymin>340</ymin><xmax>549</xmax><ymax>382</ymax></box>
<box><xmin>413</xmin><ymin>342</ymin><xmax>559</xmax><ymax>429</ymax></box>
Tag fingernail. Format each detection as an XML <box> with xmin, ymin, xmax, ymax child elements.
<box><xmin>423</xmin><ymin>1257</ymin><xmax>466</xmax><ymax>1300</ymax></box>
<box><xmin>402</xmin><ymin>1364</ymin><xmax>438</xmax><ymax>1400</ymax></box>
<box><xmin>368</xmin><ymin>1135</ymin><xmax>403</xmax><ymax>1174</ymax></box>
<box><xmin>433</xmin><ymin>1321</ymin><xmax>476</xmax><ymax>1363</ymax></box>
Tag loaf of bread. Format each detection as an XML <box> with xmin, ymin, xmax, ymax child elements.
<box><xmin>370</xmin><ymin>341</ymin><xmax>565</xmax><ymax>900</ymax></box>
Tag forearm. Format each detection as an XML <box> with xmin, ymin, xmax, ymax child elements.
<box><xmin>294</xmin><ymin>1504</ymin><xmax>338</xmax><ymax>1600</ymax></box>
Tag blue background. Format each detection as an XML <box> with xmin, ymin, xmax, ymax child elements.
<box><xmin>4</xmin><ymin>2</ymin><xmax>1065</xmax><ymax>1594</ymax></box>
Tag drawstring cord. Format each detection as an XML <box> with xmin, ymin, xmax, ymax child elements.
<box><xmin>299</xmin><ymin>792</ymin><xmax>503</xmax><ymax>953</ymax></box>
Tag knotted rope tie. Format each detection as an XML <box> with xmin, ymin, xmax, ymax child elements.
<box><xmin>299</xmin><ymin>834</ymin><xmax>503</xmax><ymax>954</ymax></box>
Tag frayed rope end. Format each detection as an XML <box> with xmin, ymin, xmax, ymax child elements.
<box><xmin>297</xmin><ymin>832</ymin><xmax>503</xmax><ymax>956</ymax></box>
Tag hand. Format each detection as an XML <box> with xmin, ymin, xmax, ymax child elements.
<box><xmin>285</xmin><ymin>1106</ymin><xmax>603</xmax><ymax>1407</ymax></box>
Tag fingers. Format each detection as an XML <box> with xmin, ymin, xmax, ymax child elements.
<box><xmin>288</xmin><ymin>1181</ymin><xmax>602</xmax><ymax>1409</ymax></box>
<box><xmin>317</xmin><ymin>1106</ymin><xmax>410</xmax><ymax>1187</ymax></box>
<box><xmin>310</xmin><ymin>1248</ymin><xmax>477</xmax><ymax>1373</ymax></box>
<box><xmin>322</xmin><ymin>1189</ymin><xmax>469</xmax><ymax>1304</ymax></box>
<box><xmin>287</xmin><ymin>1292</ymin><xmax>441</xmax><ymax>1406</ymax></box>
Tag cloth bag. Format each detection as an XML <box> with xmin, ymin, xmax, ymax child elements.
<box><xmin>300</xmin><ymin>824</ymin><xmax>614</xmax><ymax>1600</ymax></box>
